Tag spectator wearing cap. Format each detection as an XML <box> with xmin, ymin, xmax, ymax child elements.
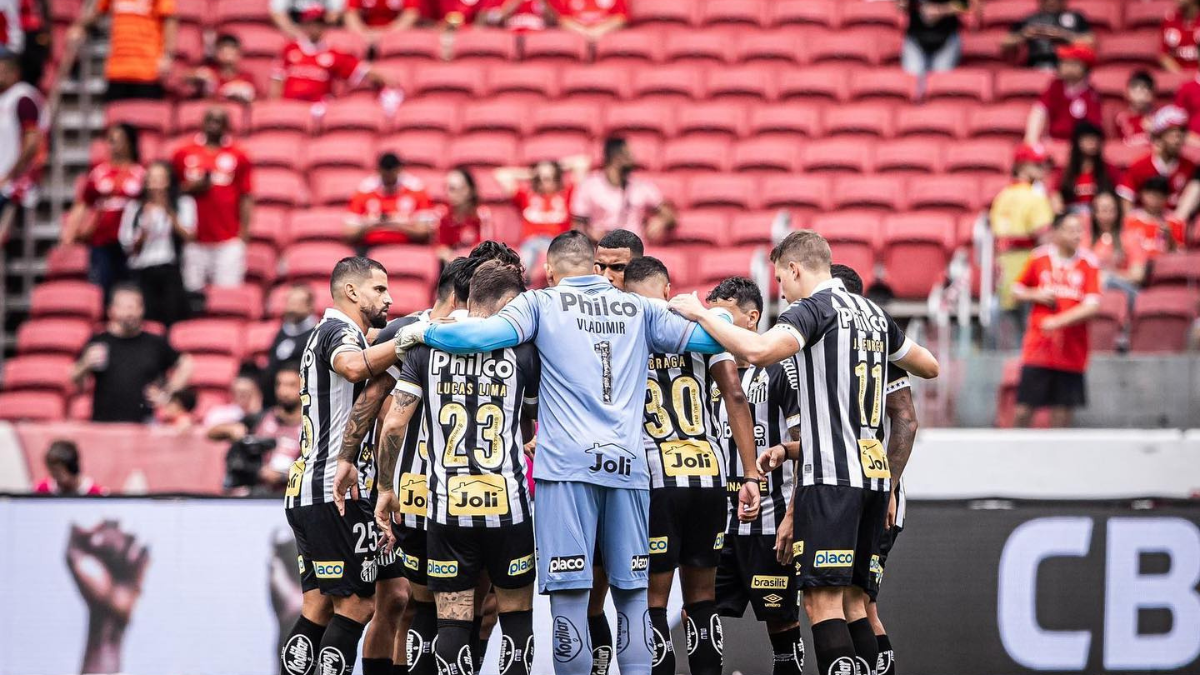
<box><xmin>899</xmin><ymin>0</ymin><xmax>977</xmax><ymax>78</ymax></box>
<box><xmin>271</xmin><ymin>0</ymin><xmax>344</xmax><ymax>41</ymax></box>
<box><xmin>1161</xmin><ymin>0</ymin><xmax>1200</xmax><ymax>73</ymax></box>
<box><xmin>344</xmin><ymin>0</ymin><xmax>422</xmax><ymax>47</ymax></box>
<box><xmin>1116</xmin><ymin>71</ymin><xmax>1157</xmax><ymax>147</ymax></box>
<box><xmin>1002</xmin><ymin>0</ymin><xmax>1094</xmax><ymax>70</ymax></box>
<box><xmin>185</xmin><ymin>33</ymin><xmax>257</xmax><ymax>103</ymax></box>
<box><xmin>34</xmin><ymin>440</ymin><xmax>107</xmax><ymax>496</ymax></box>
<box><xmin>572</xmin><ymin>136</ymin><xmax>675</xmax><ymax>243</ymax></box>
<box><xmin>269</xmin><ymin>7</ymin><xmax>388</xmax><ymax>102</ymax></box>
<box><xmin>1025</xmin><ymin>43</ymin><xmax>1101</xmax><ymax>143</ymax></box>
<box><xmin>68</xmin><ymin>0</ymin><xmax>177</xmax><ymax>100</ymax></box>
<box><xmin>1119</xmin><ymin>106</ymin><xmax>1194</xmax><ymax>211</ymax></box>
<box><xmin>345</xmin><ymin>152</ymin><xmax>436</xmax><ymax>248</ymax></box>
<box><xmin>434</xmin><ymin>165</ymin><xmax>492</xmax><ymax>262</ymax></box>
<box><xmin>0</xmin><ymin>47</ymin><xmax>44</xmax><ymax>245</ymax></box>
<box><xmin>1052</xmin><ymin>120</ymin><xmax>1117</xmax><ymax>214</ymax></box>
<box><xmin>553</xmin><ymin>0</ymin><xmax>627</xmax><ymax>41</ymax></box>
<box><xmin>990</xmin><ymin>143</ymin><xmax>1055</xmax><ymax>317</ymax></box>
<box><xmin>495</xmin><ymin>154</ymin><xmax>591</xmax><ymax>269</ymax></box>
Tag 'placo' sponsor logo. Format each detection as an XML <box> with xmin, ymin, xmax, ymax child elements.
<box><xmin>427</xmin><ymin>559</ymin><xmax>459</xmax><ymax>578</ymax></box>
<box><xmin>508</xmin><ymin>554</ymin><xmax>534</xmax><ymax>577</ymax></box>
<box><xmin>814</xmin><ymin>549</ymin><xmax>854</xmax><ymax>568</ymax></box>
<box><xmin>549</xmin><ymin>555</ymin><xmax>586</xmax><ymax>574</ymax></box>
<box><xmin>313</xmin><ymin>561</ymin><xmax>344</xmax><ymax>579</ymax></box>
<box><xmin>649</xmin><ymin>536</ymin><xmax>669</xmax><ymax>553</ymax></box>
<box><xmin>630</xmin><ymin>555</ymin><xmax>649</xmax><ymax>572</ymax></box>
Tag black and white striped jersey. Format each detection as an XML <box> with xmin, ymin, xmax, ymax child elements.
<box><xmin>884</xmin><ymin>363</ymin><xmax>911</xmax><ymax>528</ymax></box>
<box><xmin>643</xmin><ymin>351</ymin><xmax>734</xmax><ymax>489</ymax></box>
<box><xmin>395</xmin><ymin>341</ymin><xmax>540</xmax><ymax>528</ymax></box>
<box><xmin>362</xmin><ymin>311</ymin><xmax>425</xmax><ymax>517</ymax></box>
<box><xmin>286</xmin><ymin>308</ymin><xmax>369</xmax><ymax>509</ymax></box>
<box><xmin>718</xmin><ymin>362</ymin><xmax>801</xmax><ymax>536</ymax></box>
<box><xmin>775</xmin><ymin>278</ymin><xmax>911</xmax><ymax>493</ymax></box>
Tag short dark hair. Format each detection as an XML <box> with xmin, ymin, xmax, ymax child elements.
<box><xmin>277</xmin><ymin>360</ymin><xmax>302</xmax><ymax>376</ymax></box>
<box><xmin>110</xmin><ymin>282</ymin><xmax>143</xmax><ymax>304</ymax></box>
<box><xmin>46</xmin><ymin>440</ymin><xmax>80</xmax><ymax>475</ymax></box>
<box><xmin>603</xmin><ymin>136</ymin><xmax>628</xmax><ymax>165</ymax></box>
<box><xmin>1140</xmin><ymin>175</ymin><xmax>1171</xmax><ymax>196</ymax></box>
<box><xmin>597</xmin><ymin>229</ymin><xmax>644</xmax><ymax>257</ymax></box>
<box><xmin>330</xmin><ymin>256</ymin><xmax>386</xmax><ymax>297</ymax></box>
<box><xmin>455</xmin><ymin>242</ymin><xmax>523</xmax><ymax>302</ymax></box>
<box><xmin>830</xmin><ymin>264</ymin><xmax>865</xmax><ymax>295</ymax></box>
<box><xmin>214</xmin><ymin>33</ymin><xmax>241</xmax><ymax>49</ymax></box>
<box><xmin>378</xmin><ymin>152</ymin><xmax>402</xmax><ymax>171</ymax></box>
<box><xmin>623</xmin><ymin>256</ymin><xmax>670</xmax><ymax>286</ymax></box>
<box><xmin>547</xmin><ymin>230</ymin><xmax>595</xmax><ymax>269</ymax></box>
<box><xmin>469</xmin><ymin>260</ymin><xmax>525</xmax><ymax>309</ymax></box>
<box><xmin>769</xmin><ymin>230</ymin><xmax>832</xmax><ymax>270</ymax></box>
<box><xmin>1128</xmin><ymin>69</ymin><xmax>1155</xmax><ymax>91</ymax></box>
<box><xmin>706</xmin><ymin>276</ymin><xmax>763</xmax><ymax>314</ymax></box>
<box><xmin>1050</xmin><ymin>212</ymin><xmax>1078</xmax><ymax>229</ymax></box>
<box><xmin>171</xmin><ymin>388</ymin><xmax>198</xmax><ymax>412</ymax></box>
<box><xmin>439</xmin><ymin>257</ymin><xmax>470</xmax><ymax>302</ymax></box>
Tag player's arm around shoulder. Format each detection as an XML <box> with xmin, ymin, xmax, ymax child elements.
<box><xmin>669</xmin><ymin>293</ymin><xmax>802</xmax><ymax>366</ymax></box>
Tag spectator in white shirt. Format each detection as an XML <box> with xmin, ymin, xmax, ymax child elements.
<box><xmin>118</xmin><ymin>160</ymin><xmax>194</xmax><ymax>326</ymax></box>
<box><xmin>571</xmin><ymin>136</ymin><xmax>675</xmax><ymax>244</ymax></box>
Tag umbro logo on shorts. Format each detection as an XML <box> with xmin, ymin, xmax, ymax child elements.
<box><xmin>549</xmin><ymin>555</ymin><xmax>586</xmax><ymax>574</ymax></box>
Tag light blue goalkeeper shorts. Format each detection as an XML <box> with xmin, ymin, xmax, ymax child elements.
<box><xmin>534</xmin><ymin>480</ymin><xmax>650</xmax><ymax>594</ymax></box>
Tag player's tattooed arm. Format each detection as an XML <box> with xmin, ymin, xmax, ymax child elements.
<box><xmin>338</xmin><ymin>374</ymin><xmax>397</xmax><ymax>463</ymax></box>
<box><xmin>884</xmin><ymin>387</ymin><xmax>919</xmax><ymax>486</ymax></box>
<box><xmin>377</xmin><ymin>390</ymin><xmax>421</xmax><ymax>492</ymax></box>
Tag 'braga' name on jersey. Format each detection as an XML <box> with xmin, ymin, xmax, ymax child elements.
<box><xmin>559</xmin><ymin>291</ymin><xmax>639</xmax><ymax>335</ymax></box>
<box><xmin>838</xmin><ymin>306</ymin><xmax>889</xmax><ymax>352</ymax></box>
<box><xmin>430</xmin><ymin>351</ymin><xmax>513</xmax><ymax>397</ymax></box>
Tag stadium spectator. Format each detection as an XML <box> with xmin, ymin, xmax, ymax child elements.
<box><xmin>1126</xmin><ymin>176</ymin><xmax>1187</xmax><ymax>267</ymax></box>
<box><xmin>270</xmin><ymin>7</ymin><xmax>387</xmax><ymax>102</ymax></box>
<box><xmin>1119</xmin><ymin>106</ymin><xmax>1193</xmax><ymax>210</ymax></box>
<box><xmin>1173</xmin><ymin>68</ymin><xmax>1200</xmax><ymax>142</ymax></box>
<box><xmin>271</xmin><ymin>0</ymin><xmax>344</xmax><ymax>41</ymax></box>
<box><xmin>68</xmin><ymin>0</ymin><xmax>177</xmax><ymax>100</ymax></box>
<box><xmin>1025</xmin><ymin>43</ymin><xmax>1100</xmax><ymax>143</ymax></box>
<box><xmin>1002</xmin><ymin>0</ymin><xmax>1094</xmax><ymax>70</ymax></box>
<box><xmin>483</xmin><ymin>0</ymin><xmax>555</xmax><ymax>30</ymax></box>
<box><xmin>185</xmin><ymin>33</ymin><xmax>257</xmax><ymax>103</ymax></box>
<box><xmin>899</xmin><ymin>0</ymin><xmax>976</xmax><ymax>78</ymax></box>
<box><xmin>0</xmin><ymin>0</ymin><xmax>22</xmax><ymax>53</ymax></box>
<box><xmin>34</xmin><ymin>440</ymin><xmax>106</xmax><ymax>496</ymax></box>
<box><xmin>495</xmin><ymin>154</ymin><xmax>590</xmax><ymax>269</ymax></box>
<box><xmin>1085</xmin><ymin>190</ymin><xmax>1141</xmax><ymax>292</ymax></box>
<box><xmin>554</xmin><ymin>0</ymin><xmax>627</xmax><ymax>40</ymax></box>
<box><xmin>344</xmin><ymin>151</ymin><xmax>435</xmax><ymax>248</ymax></box>
<box><xmin>62</xmin><ymin>123</ymin><xmax>141</xmax><ymax>297</ymax></box>
<box><xmin>1052</xmin><ymin>121</ymin><xmax>1116</xmax><ymax>214</ymax></box>
<box><xmin>73</xmin><ymin>284</ymin><xmax>194</xmax><ymax>424</ymax></box>
<box><xmin>155</xmin><ymin>387</ymin><xmax>197</xmax><ymax>431</ymax></box>
<box><xmin>572</xmin><ymin>136</ymin><xmax>674</xmax><ymax>243</ymax></box>
<box><xmin>434</xmin><ymin>165</ymin><xmax>491</xmax><ymax>262</ymax></box>
<box><xmin>18</xmin><ymin>0</ymin><xmax>48</xmax><ymax>88</ymax></box>
<box><xmin>1011</xmin><ymin>213</ymin><xmax>1100</xmax><ymax>428</ymax></box>
<box><xmin>437</xmin><ymin>0</ymin><xmax>493</xmax><ymax>27</ymax></box>
<box><xmin>172</xmin><ymin>106</ymin><xmax>253</xmax><ymax>291</ymax></box>
<box><xmin>990</xmin><ymin>143</ymin><xmax>1055</xmax><ymax>328</ymax></box>
<box><xmin>220</xmin><ymin>364</ymin><xmax>304</xmax><ymax>495</ymax></box>
<box><xmin>118</xmin><ymin>160</ymin><xmax>194</xmax><ymax>326</ymax></box>
<box><xmin>0</xmin><ymin>47</ymin><xmax>44</xmax><ymax>243</ymax></box>
<box><xmin>344</xmin><ymin>0</ymin><xmax>422</xmax><ymax>45</ymax></box>
<box><xmin>264</xmin><ymin>284</ymin><xmax>317</xmax><ymax>405</ymax></box>
<box><xmin>1161</xmin><ymin>0</ymin><xmax>1200</xmax><ymax>72</ymax></box>
<box><xmin>205</xmin><ymin>371</ymin><xmax>265</xmax><ymax>432</ymax></box>
<box><xmin>1115</xmin><ymin>71</ymin><xmax>1156</xmax><ymax>146</ymax></box>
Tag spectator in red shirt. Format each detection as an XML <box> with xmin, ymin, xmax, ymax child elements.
<box><xmin>1025</xmin><ymin>43</ymin><xmax>1101</xmax><ymax>143</ymax></box>
<box><xmin>1119</xmin><ymin>105</ymin><xmax>1193</xmax><ymax>210</ymax></box>
<box><xmin>171</xmin><ymin>106</ymin><xmax>253</xmax><ymax>290</ymax></box>
<box><xmin>344</xmin><ymin>0</ymin><xmax>422</xmax><ymax>46</ymax></box>
<box><xmin>435</xmin><ymin>165</ymin><xmax>491</xmax><ymax>262</ymax></box>
<box><xmin>554</xmin><ymin>0</ymin><xmax>627</xmax><ymax>40</ymax></box>
<box><xmin>1084</xmin><ymin>190</ymin><xmax>1142</xmax><ymax>292</ymax></box>
<box><xmin>1011</xmin><ymin>212</ymin><xmax>1101</xmax><ymax>428</ymax></box>
<box><xmin>269</xmin><ymin>7</ymin><xmax>386</xmax><ymax>102</ymax></box>
<box><xmin>1161</xmin><ymin>0</ymin><xmax>1200</xmax><ymax>72</ymax></box>
<box><xmin>1115</xmin><ymin>70</ymin><xmax>1156</xmax><ymax>146</ymax></box>
<box><xmin>436</xmin><ymin>0</ymin><xmax>492</xmax><ymax>27</ymax></box>
<box><xmin>1126</xmin><ymin>176</ymin><xmax>1187</xmax><ymax>268</ymax></box>
<box><xmin>271</xmin><ymin>0</ymin><xmax>344</xmax><ymax>42</ymax></box>
<box><xmin>485</xmin><ymin>0</ymin><xmax>555</xmax><ymax>30</ymax></box>
<box><xmin>1052</xmin><ymin>120</ymin><xmax>1117</xmax><ymax>214</ymax></box>
<box><xmin>62</xmin><ymin>122</ymin><xmax>142</xmax><ymax>297</ymax></box>
<box><xmin>345</xmin><ymin>151</ymin><xmax>436</xmax><ymax>248</ymax></box>
<box><xmin>186</xmin><ymin>33</ymin><xmax>257</xmax><ymax>103</ymax></box>
<box><xmin>495</xmin><ymin>154</ymin><xmax>590</xmax><ymax>269</ymax></box>
<box><xmin>33</xmin><ymin>440</ymin><xmax>107</xmax><ymax>496</ymax></box>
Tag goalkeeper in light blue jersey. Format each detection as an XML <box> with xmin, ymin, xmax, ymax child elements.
<box><xmin>398</xmin><ymin>232</ymin><xmax>759</xmax><ymax>675</ymax></box>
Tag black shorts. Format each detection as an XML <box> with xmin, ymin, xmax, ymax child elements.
<box><xmin>872</xmin><ymin>525</ymin><xmax>903</xmax><ymax>600</ymax></box>
<box><xmin>425</xmin><ymin>519</ymin><xmax>535</xmax><ymax>593</ymax></box>
<box><xmin>649</xmin><ymin>487</ymin><xmax>727</xmax><ymax>573</ymax></box>
<box><xmin>715</xmin><ymin>534</ymin><xmax>800</xmax><ymax>622</ymax></box>
<box><xmin>792</xmin><ymin>485</ymin><xmax>888</xmax><ymax>598</ymax></box>
<box><xmin>393</xmin><ymin>521</ymin><xmax>429</xmax><ymax>586</ymax></box>
<box><xmin>286</xmin><ymin>500</ymin><xmax>381</xmax><ymax>598</ymax></box>
<box><xmin>1016</xmin><ymin>365</ymin><xmax>1086</xmax><ymax>409</ymax></box>
<box><xmin>374</xmin><ymin>514</ymin><xmax>407</xmax><ymax>583</ymax></box>
<box><xmin>105</xmin><ymin>80</ymin><xmax>165</xmax><ymax>101</ymax></box>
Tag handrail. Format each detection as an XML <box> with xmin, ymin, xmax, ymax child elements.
<box><xmin>46</xmin><ymin>0</ymin><xmax>100</xmax><ymax>231</ymax></box>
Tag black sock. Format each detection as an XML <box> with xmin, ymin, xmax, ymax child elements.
<box><xmin>876</xmin><ymin>634</ymin><xmax>896</xmax><ymax>675</ymax></box>
<box><xmin>407</xmin><ymin>601</ymin><xmax>439</xmax><ymax>675</ymax></box>
<box><xmin>470</xmin><ymin>615</ymin><xmax>484</xmax><ymax>670</ymax></box>
<box><xmin>811</xmin><ymin>619</ymin><xmax>857</xmax><ymax>675</ymax></box>
<box><xmin>768</xmin><ymin>627</ymin><xmax>805</xmax><ymax>675</ymax></box>
<box><xmin>682</xmin><ymin>601</ymin><xmax>722</xmax><ymax>675</ymax></box>
<box><xmin>361</xmin><ymin>658</ymin><xmax>392</xmax><ymax>675</ymax></box>
<box><xmin>497</xmin><ymin>610</ymin><xmax>534</xmax><ymax>675</ymax></box>
<box><xmin>647</xmin><ymin>607</ymin><xmax>675</xmax><ymax>675</ymax></box>
<box><xmin>588</xmin><ymin>613</ymin><xmax>613</xmax><ymax>675</ymax></box>
<box><xmin>281</xmin><ymin>615</ymin><xmax>327</xmax><ymax>675</ymax></box>
<box><xmin>391</xmin><ymin>666</ymin><xmax>407</xmax><ymax>675</ymax></box>
<box><xmin>436</xmin><ymin>619</ymin><xmax>475</xmax><ymax>675</ymax></box>
<box><xmin>317</xmin><ymin>614</ymin><xmax>367</xmax><ymax>675</ymax></box>
<box><xmin>848</xmin><ymin>619</ymin><xmax>878</xmax><ymax>675</ymax></box>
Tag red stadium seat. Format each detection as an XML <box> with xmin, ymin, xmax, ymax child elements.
<box><xmin>45</xmin><ymin>246</ymin><xmax>89</xmax><ymax>280</ymax></box>
<box><xmin>250</xmin><ymin>100</ymin><xmax>315</xmax><ymax>134</ymax></box>
<box><xmin>881</xmin><ymin>213</ymin><xmax>956</xmax><ymax>298</ymax></box>
<box><xmin>244</xmin><ymin>131</ymin><xmax>307</xmax><ymax>169</ymax></box>
<box><xmin>461</xmin><ymin>99</ymin><xmax>530</xmax><ymax>135</ymax></box>
<box><xmin>244</xmin><ymin>320</ymin><xmax>280</xmax><ymax>364</ymax></box>
<box><xmin>632</xmin><ymin>0</ymin><xmax>699</xmax><ymax>26</ymax></box>
<box><xmin>769</xmin><ymin>0</ymin><xmax>837</xmax><ymax>28</ymax></box>
<box><xmin>214</xmin><ymin>0</ymin><xmax>271</xmax><ymax>25</ymax></box>
<box><xmin>994</xmin><ymin>70</ymin><xmax>1054</xmax><ymax>102</ymax></box>
<box><xmin>672</xmin><ymin>212</ymin><xmax>728</xmax><ymax>246</ymax></box>
<box><xmin>731</xmin><ymin>137</ymin><xmax>799</xmax><ymax>172</ymax></box>
<box><xmin>1150</xmin><ymin>252</ymin><xmax>1200</xmax><ymax>287</ymax></box>
<box><xmin>1125</xmin><ymin>1</ymin><xmax>1175</xmax><ymax>30</ymax></box>
<box><xmin>925</xmin><ymin>68</ymin><xmax>993</xmax><ymax>102</ymax></box>
<box><xmin>604</xmin><ymin>101</ymin><xmax>676</xmax><ymax>137</ymax></box>
<box><xmin>289</xmin><ymin>208</ymin><xmax>347</xmax><ymax>244</ymax></box>
<box><xmin>106</xmin><ymin>100</ymin><xmax>173</xmax><ymax>135</ymax></box>
<box><xmin>393</xmin><ymin>99</ymin><xmax>461</xmax><ymax>134</ymax></box>
<box><xmin>747</xmin><ymin>104</ymin><xmax>822</xmax><ymax>138</ymax></box>
<box><xmin>626</xmin><ymin>137</ymin><xmax>666</xmax><ymax>171</ymax></box>
<box><xmin>663</xmin><ymin>30</ymin><xmax>735</xmax><ymax>64</ymax></box>
<box><xmin>662</xmin><ymin>138</ymin><xmax>732</xmax><ymax>172</ymax></box>
<box><xmin>16</xmin><ymin>318</ymin><xmax>92</xmax><ymax>356</ymax></box>
<box><xmin>246</xmin><ymin>242</ymin><xmax>279</xmax><ymax>285</ymax></box>
<box><xmin>305</xmin><ymin>132</ymin><xmax>375</xmax><ymax>171</ymax></box>
<box><xmin>176</xmin><ymin>100</ymin><xmax>246</xmax><ymax>136</ymax></box>
<box><xmin>387</xmin><ymin>279</ymin><xmax>437</xmax><ymax>316</ymax></box>
<box><xmin>1096</xmin><ymin>31</ymin><xmax>1160</xmax><ymax>67</ymax></box>
<box><xmin>283</xmin><ymin>243</ymin><xmax>356</xmax><ymax>282</ymax></box>
<box><xmin>379</xmin><ymin>132</ymin><xmax>447</xmax><ymax>170</ymax></box>
<box><xmin>801</xmin><ymin>138</ymin><xmax>873</xmax><ymax>173</ymax></box>
<box><xmin>454</xmin><ymin>29</ymin><xmax>518</xmax><ymax>61</ymax></box>
<box><xmin>1092</xmin><ymin>66</ymin><xmax>1139</xmax><ymax>101</ymax></box>
<box><xmin>370</xmin><ymin>245</ymin><xmax>440</xmax><ymax>285</ymax></box>
<box><xmin>907</xmin><ymin>175</ymin><xmax>981</xmax><ymax>212</ymax></box>
<box><xmin>705</xmin><ymin>64</ymin><xmax>776</xmax><ymax>101</ymax></box>
<box><xmin>1130</xmin><ymin>288</ymin><xmax>1199</xmax><ymax>352</ymax></box>
<box><xmin>831</xmin><ymin>176</ymin><xmax>906</xmax><ymax>211</ymax></box>
<box><xmin>227</xmin><ymin>23</ymin><xmax>287</xmax><ymax>58</ymax></box>
<box><xmin>1089</xmin><ymin>289</ymin><xmax>1129</xmax><ymax>352</ymax></box>
<box><xmin>728</xmin><ymin>211</ymin><xmax>777</xmax><ymax>246</ymax></box>
<box><xmin>1072</xmin><ymin>1</ymin><xmax>1121</xmax><ymax>31</ymax></box>
<box><xmin>894</xmin><ymin>103</ymin><xmax>967</xmax><ymax>138</ymax></box>
<box><xmin>520</xmin><ymin>134</ymin><xmax>592</xmax><ymax>164</ymax></box>
<box><xmin>805</xmin><ymin>29</ymin><xmax>878</xmax><ymax>65</ymax></box>
<box><xmin>322</xmin><ymin>99</ymin><xmax>386</xmax><ymax>133</ymax></box>
<box><xmin>685</xmin><ymin>174</ymin><xmax>757</xmax><ymax>209</ymax></box>
<box><xmin>811</xmin><ymin>213</ymin><xmax>881</xmax><ymax>287</ymax></box>
<box><xmin>411</xmin><ymin>63</ymin><xmax>484</xmax><ymax>97</ymax></box>
<box><xmin>249</xmin><ymin>207</ymin><xmax>289</xmax><ymax>247</ymax></box>
<box><xmin>822</xmin><ymin>104</ymin><xmax>894</xmax><ymax>137</ymax></box>
<box><xmin>979</xmin><ymin>0</ymin><xmax>1036</xmax><ymax>30</ymax></box>
<box><xmin>376</xmin><ymin>29</ymin><xmax>441</xmax><ymax>59</ymax></box>
<box><xmin>848</xmin><ymin>68</ymin><xmax>916</xmax><ymax>102</ymax></box>
<box><xmin>874</xmin><ymin>139</ymin><xmax>944</xmax><ymax>173</ymax></box>
<box><xmin>645</xmin><ymin>248</ymin><xmax>695</xmax><ymax>285</ymax></box>
<box><xmin>701</xmin><ymin>0</ymin><xmax>766</xmax><ymax>27</ymax></box>
<box><xmin>967</xmin><ymin>103</ymin><xmax>1030</xmax><ymax>138</ymax></box>
<box><xmin>632</xmin><ymin>66</ymin><xmax>705</xmax><ymax>100</ymax></box>
<box><xmin>960</xmin><ymin>29</ymin><xmax>1008</xmax><ymax>65</ymax></box>
<box><xmin>204</xmin><ymin>285</ymin><xmax>265</xmax><ymax>321</ymax></box>
<box><xmin>174</xmin><ymin>0</ymin><xmax>209</xmax><ymax>24</ymax></box>
<box><xmin>170</xmin><ymin>318</ymin><xmax>246</xmax><ymax>358</ymax></box>
<box><xmin>486</xmin><ymin>63</ymin><xmax>560</xmax><ymax>98</ymax></box>
<box><xmin>523</xmin><ymin>30</ymin><xmax>591</xmax><ymax>62</ymax></box>
<box><xmin>309</xmin><ymin>168</ymin><xmax>369</xmax><ymax>206</ymax></box>
<box><xmin>266</xmin><ymin>281</ymin><xmax>327</xmax><ymax>318</ymax></box>
<box><xmin>530</xmin><ymin>101</ymin><xmax>603</xmax><ymax>137</ymax></box>
<box><xmin>448</xmin><ymin>134</ymin><xmax>520</xmax><ymax>168</ymax></box>
<box><xmin>561</xmin><ymin>64</ymin><xmax>633</xmax><ymax>99</ymax></box>
<box><xmin>0</xmin><ymin>391</ymin><xmax>65</xmax><ymax>422</ymax></box>
<box><xmin>188</xmin><ymin>354</ymin><xmax>241</xmax><ymax>393</ymax></box>
<box><xmin>692</xmin><ymin>246</ymin><xmax>757</xmax><ymax>284</ymax></box>
<box><xmin>839</xmin><ymin>1</ymin><xmax>903</xmax><ymax>28</ymax></box>
<box><xmin>777</xmin><ymin>65</ymin><xmax>848</xmax><ymax>101</ymax></box>
<box><xmin>676</xmin><ymin>101</ymin><xmax>746</xmax><ymax>137</ymax></box>
<box><xmin>944</xmin><ymin>139</ymin><xmax>1017</xmax><ymax>174</ymax></box>
<box><xmin>255</xmin><ymin>168</ymin><xmax>309</xmax><ymax>207</ymax></box>
<box><xmin>595</xmin><ymin>28</ymin><xmax>664</xmax><ymax>64</ymax></box>
<box><xmin>30</xmin><ymin>281</ymin><xmax>103</xmax><ymax>322</ymax></box>
<box><xmin>761</xmin><ymin>175</ymin><xmax>832</xmax><ymax>211</ymax></box>
<box><xmin>733</xmin><ymin>30</ymin><xmax>801</xmax><ymax>64</ymax></box>
<box><xmin>322</xmin><ymin>28</ymin><xmax>367</xmax><ymax>58</ymax></box>
<box><xmin>2</xmin><ymin>355</ymin><xmax>75</xmax><ymax>394</ymax></box>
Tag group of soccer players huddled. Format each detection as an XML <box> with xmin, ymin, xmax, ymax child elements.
<box><xmin>278</xmin><ymin>225</ymin><xmax>939</xmax><ymax>675</ymax></box>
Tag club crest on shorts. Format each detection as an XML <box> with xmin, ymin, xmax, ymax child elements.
<box><xmin>552</xmin><ymin>616</ymin><xmax>582</xmax><ymax>662</ymax></box>
<box><xmin>281</xmin><ymin>634</ymin><xmax>314</xmax><ymax>675</ymax></box>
